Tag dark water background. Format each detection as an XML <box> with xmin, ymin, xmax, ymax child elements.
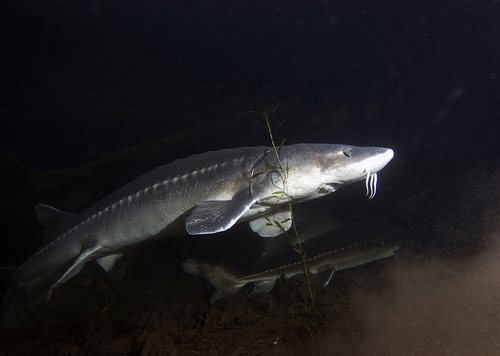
<box><xmin>1</xmin><ymin>0</ymin><xmax>497</xmax><ymax>169</ymax></box>
<box><xmin>0</xmin><ymin>0</ymin><xmax>499</xmax><ymax>354</ymax></box>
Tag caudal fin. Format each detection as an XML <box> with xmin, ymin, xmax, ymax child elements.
<box><xmin>1</xmin><ymin>289</ymin><xmax>31</xmax><ymax>331</ymax></box>
<box><xmin>182</xmin><ymin>260</ymin><xmax>246</xmax><ymax>304</ymax></box>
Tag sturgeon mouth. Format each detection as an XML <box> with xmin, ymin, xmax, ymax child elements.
<box><xmin>365</xmin><ymin>172</ymin><xmax>378</xmax><ymax>199</ymax></box>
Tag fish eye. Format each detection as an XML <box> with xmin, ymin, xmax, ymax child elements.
<box><xmin>342</xmin><ymin>149</ymin><xmax>351</xmax><ymax>158</ymax></box>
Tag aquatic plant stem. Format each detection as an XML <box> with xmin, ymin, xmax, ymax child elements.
<box><xmin>258</xmin><ymin>104</ymin><xmax>317</xmax><ymax>315</ymax></box>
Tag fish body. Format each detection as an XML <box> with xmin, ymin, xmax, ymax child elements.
<box><xmin>183</xmin><ymin>222</ymin><xmax>406</xmax><ymax>303</ymax></box>
<box><xmin>1</xmin><ymin>144</ymin><xmax>393</xmax><ymax>329</ymax></box>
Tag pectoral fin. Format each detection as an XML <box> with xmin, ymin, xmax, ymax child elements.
<box><xmin>316</xmin><ymin>269</ymin><xmax>335</xmax><ymax>287</ymax></box>
<box><xmin>250</xmin><ymin>280</ymin><xmax>275</xmax><ymax>296</ymax></box>
<box><xmin>186</xmin><ymin>188</ymin><xmax>256</xmax><ymax>235</ymax></box>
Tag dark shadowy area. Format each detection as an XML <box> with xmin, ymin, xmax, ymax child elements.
<box><xmin>0</xmin><ymin>0</ymin><xmax>499</xmax><ymax>355</ymax></box>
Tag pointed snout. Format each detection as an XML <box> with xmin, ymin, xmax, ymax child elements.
<box><xmin>364</xmin><ymin>147</ymin><xmax>394</xmax><ymax>173</ymax></box>
<box><xmin>377</xmin><ymin>148</ymin><xmax>395</xmax><ymax>162</ymax></box>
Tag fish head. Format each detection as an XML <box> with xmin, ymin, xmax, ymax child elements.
<box><xmin>282</xmin><ymin>144</ymin><xmax>394</xmax><ymax>199</ymax></box>
<box><xmin>318</xmin><ymin>144</ymin><xmax>394</xmax><ymax>185</ymax></box>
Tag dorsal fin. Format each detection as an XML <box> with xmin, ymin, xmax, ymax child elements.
<box><xmin>35</xmin><ymin>204</ymin><xmax>77</xmax><ymax>242</ymax></box>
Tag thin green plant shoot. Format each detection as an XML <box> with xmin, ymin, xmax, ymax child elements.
<box><xmin>256</xmin><ymin>104</ymin><xmax>317</xmax><ymax>319</ymax></box>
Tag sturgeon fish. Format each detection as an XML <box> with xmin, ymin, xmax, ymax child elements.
<box><xmin>1</xmin><ymin>144</ymin><xmax>393</xmax><ymax>329</ymax></box>
<box><xmin>183</xmin><ymin>221</ymin><xmax>406</xmax><ymax>303</ymax></box>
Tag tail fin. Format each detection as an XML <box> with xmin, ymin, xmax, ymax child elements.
<box><xmin>182</xmin><ymin>260</ymin><xmax>246</xmax><ymax>304</ymax></box>
<box><xmin>1</xmin><ymin>267</ymin><xmax>61</xmax><ymax>331</ymax></box>
<box><xmin>1</xmin><ymin>289</ymin><xmax>28</xmax><ymax>331</ymax></box>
